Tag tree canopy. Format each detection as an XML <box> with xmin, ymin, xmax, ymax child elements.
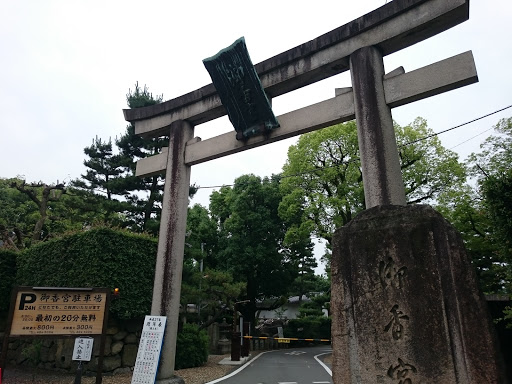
<box><xmin>209</xmin><ymin>174</ymin><xmax>314</xmax><ymax>326</ymax></box>
<box><xmin>439</xmin><ymin>117</ymin><xmax>512</xmax><ymax>294</ymax></box>
<box><xmin>279</xmin><ymin>118</ymin><xmax>466</xmax><ymax>245</ymax></box>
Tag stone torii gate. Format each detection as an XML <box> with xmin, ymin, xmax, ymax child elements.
<box><xmin>123</xmin><ymin>1</ymin><xmax>504</xmax><ymax>383</ymax></box>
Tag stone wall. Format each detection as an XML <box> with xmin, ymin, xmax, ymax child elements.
<box><xmin>1</xmin><ymin>317</ymin><xmax>143</xmax><ymax>375</ymax></box>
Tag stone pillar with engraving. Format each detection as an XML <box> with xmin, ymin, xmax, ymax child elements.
<box><xmin>331</xmin><ymin>205</ymin><xmax>507</xmax><ymax>383</ymax></box>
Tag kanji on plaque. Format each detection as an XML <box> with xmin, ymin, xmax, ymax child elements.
<box><xmin>9</xmin><ymin>287</ymin><xmax>107</xmax><ymax>336</ymax></box>
<box><xmin>72</xmin><ymin>337</ymin><xmax>94</xmax><ymax>361</ymax></box>
<box><xmin>131</xmin><ymin>316</ymin><xmax>167</xmax><ymax>384</ymax></box>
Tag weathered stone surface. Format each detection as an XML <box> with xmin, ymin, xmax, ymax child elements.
<box><xmin>105</xmin><ymin>335</ymin><xmax>112</xmax><ymax>355</ymax></box>
<box><xmin>88</xmin><ymin>355</ymin><xmax>122</xmax><ymax>373</ymax></box>
<box><xmin>114</xmin><ymin>366</ymin><xmax>132</xmax><ymax>375</ymax></box>
<box><xmin>350</xmin><ymin>46</ymin><xmax>406</xmax><ymax>208</ymax></box>
<box><xmin>86</xmin><ymin>356</ymin><xmax>99</xmax><ymax>372</ymax></box>
<box><xmin>54</xmin><ymin>339</ymin><xmax>75</xmax><ymax>369</ymax></box>
<box><xmin>49</xmin><ymin>340</ymin><xmax>58</xmax><ymax>360</ymax></box>
<box><xmin>122</xmin><ymin>344</ymin><xmax>138</xmax><ymax>367</ymax></box>
<box><xmin>13</xmin><ymin>347</ymin><xmax>25</xmax><ymax>365</ymax></box>
<box><xmin>113</xmin><ymin>330</ymin><xmax>127</xmax><ymax>341</ymax></box>
<box><xmin>102</xmin><ymin>355</ymin><xmax>122</xmax><ymax>372</ymax></box>
<box><xmin>106</xmin><ymin>326</ymin><xmax>119</xmax><ymax>335</ymax></box>
<box><xmin>92</xmin><ymin>335</ymin><xmax>111</xmax><ymax>356</ymax></box>
<box><xmin>111</xmin><ymin>341</ymin><xmax>123</xmax><ymax>355</ymax></box>
<box><xmin>39</xmin><ymin>345</ymin><xmax>50</xmax><ymax>362</ymax></box>
<box><xmin>331</xmin><ymin>205</ymin><xmax>507</xmax><ymax>383</ymax></box>
<box><xmin>8</xmin><ymin>340</ymin><xmax>20</xmax><ymax>350</ymax></box>
<box><xmin>125</xmin><ymin>333</ymin><xmax>138</xmax><ymax>344</ymax></box>
<box><xmin>152</xmin><ymin>120</ymin><xmax>193</xmax><ymax>380</ymax></box>
<box><xmin>2</xmin><ymin>320</ymin><xmax>144</xmax><ymax>375</ymax></box>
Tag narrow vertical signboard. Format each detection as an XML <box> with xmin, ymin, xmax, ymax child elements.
<box><xmin>72</xmin><ymin>337</ymin><xmax>94</xmax><ymax>362</ymax></box>
<box><xmin>72</xmin><ymin>337</ymin><xmax>94</xmax><ymax>384</ymax></box>
<box><xmin>131</xmin><ymin>316</ymin><xmax>167</xmax><ymax>384</ymax></box>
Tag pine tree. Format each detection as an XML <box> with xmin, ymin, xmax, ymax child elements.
<box><xmin>115</xmin><ymin>82</ymin><xmax>167</xmax><ymax>234</ymax></box>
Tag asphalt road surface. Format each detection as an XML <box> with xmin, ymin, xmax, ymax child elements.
<box><xmin>208</xmin><ymin>345</ymin><xmax>332</xmax><ymax>384</ymax></box>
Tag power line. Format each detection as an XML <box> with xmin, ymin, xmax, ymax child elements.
<box><xmin>196</xmin><ymin>105</ymin><xmax>512</xmax><ymax>190</ymax></box>
<box><xmin>399</xmin><ymin>104</ymin><xmax>512</xmax><ymax>148</ymax></box>
<box><xmin>450</xmin><ymin>126</ymin><xmax>494</xmax><ymax>150</ymax></box>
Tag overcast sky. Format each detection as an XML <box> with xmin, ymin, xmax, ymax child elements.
<box><xmin>1</xmin><ymin>1</ymin><xmax>511</xmax><ymax>271</ymax></box>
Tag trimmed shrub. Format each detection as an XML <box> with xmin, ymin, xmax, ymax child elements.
<box><xmin>0</xmin><ymin>248</ymin><xmax>17</xmax><ymax>326</ymax></box>
<box><xmin>285</xmin><ymin>316</ymin><xmax>331</xmax><ymax>341</ymax></box>
<box><xmin>16</xmin><ymin>227</ymin><xmax>157</xmax><ymax>319</ymax></box>
<box><xmin>175</xmin><ymin>323</ymin><xmax>209</xmax><ymax>369</ymax></box>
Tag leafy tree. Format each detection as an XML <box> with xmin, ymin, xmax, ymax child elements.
<box><xmin>180</xmin><ymin>267</ymin><xmax>245</xmax><ymax>329</ymax></box>
<box><xmin>436</xmin><ymin>186</ymin><xmax>505</xmax><ymax>293</ymax></box>
<box><xmin>287</xmin><ymin>253</ymin><xmax>319</xmax><ymax>304</ymax></box>
<box><xmin>51</xmin><ymin>186</ymin><xmax>111</xmax><ymax>232</ymax></box>
<box><xmin>467</xmin><ymin>117</ymin><xmax>512</xmax><ymax>177</ymax></box>
<box><xmin>209</xmin><ymin>174</ymin><xmax>311</xmax><ymax>327</ymax></box>
<box><xmin>0</xmin><ymin>248</ymin><xmax>17</xmax><ymax>324</ymax></box>
<box><xmin>482</xmin><ymin>171</ymin><xmax>512</xmax><ymax>269</ymax></box>
<box><xmin>184</xmin><ymin>204</ymin><xmax>218</xmax><ymax>266</ymax></box>
<box><xmin>280</xmin><ymin>121</ymin><xmax>362</xmax><ymax>244</ymax></box>
<box><xmin>460</xmin><ymin>117</ymin><xmax>512</xmax><ymax>294</ymax></box>
<box><xmin>436</xmin><ymin>117</ymin><xmax>512</xmax><ymax>296</ymax></box>
<box><xmin>8</xmin><ymin>180</ymin><xmax>66</xmax><ymax>242</ymax></box>
<box><xmin>0</xmin><ymin>177</ymin><xmax>111</xmax><ymax>249</ymax></box>
<box><xmin>0</xmin><ymin>178</ymin><xmax>35</xmax><ymax>249</ymax></box>
<box><xmin>180</xmin><ymin>204</ymin><xmax>245</xmax><ymax>328</ymax></box>
<box><xmin>280</xmin><ymin>118</ymin><xmax>466</xmax><ymax>245</ymax></box>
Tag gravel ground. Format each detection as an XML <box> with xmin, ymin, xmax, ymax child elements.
<box><xmin>1</xmin><ymin>354</ymin><xmax>234</xmax><ymax>384</ymax></box>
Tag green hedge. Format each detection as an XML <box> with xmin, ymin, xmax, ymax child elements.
<box><xmin>16</xmin><ymin>227</ymin><xmax>157</xmax><ymax>319</ymax></box>
<box><xmin>175</xmin><ymin>323</ymin><xmax>209</xmax><ymax>369</ymax></box>
<box><xmin>285</xmin><ymin>316</ymin><xmax>331</xmax><ymax>341</ymax></box>
<box><xmin>0</xmin><ymin>248</ymin><xmax>17</xmax><ymax>316</ymax></box>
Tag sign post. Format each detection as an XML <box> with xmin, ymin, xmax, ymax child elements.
<box><xmin>0</xmin><ymin>287</ymin><xmax>110</xmax><ymax>384</ymax></box>
<box><xmin>131</xmin><ymin>316</ymin><xmax>167</xmax><ymax>384</ymax></box>
<box><xmin>72</xmin><ymin>336</ymin><xmax>94</xmax><ymax>384</ymax></box>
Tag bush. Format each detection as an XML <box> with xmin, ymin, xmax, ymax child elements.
<box><xmin>16</xmin><ymin>227</ymin><xmax>157</xmax><ymax>319</ymax></box>
<box><xmin>285</xmin><ymin>316</ymin><xmax>331</xmax><ymax>341</ymax></box>
<box><xmin>0</xmin><ymin>248</ymin><xmax>17</xmax><ymax>327</ymax></box>
<box><xmin>175</xmin><ymin>323</ymin><xmax>209</xmax><ymax>369</ymax></box>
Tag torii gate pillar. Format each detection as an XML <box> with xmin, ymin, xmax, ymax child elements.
<box><xmin>152</xmin><ymin>120</ymin><xmax>192</xmax><ymax>384</ymax></box>
<box><xmin>350</xmin><ymin>46</ymin><xmax>406</xmax><ymax>207</ymax></box>
<box><xmin>330</xmin><ymin>48</ymin><xmax>507</xmax><ymax>384</ymax></box>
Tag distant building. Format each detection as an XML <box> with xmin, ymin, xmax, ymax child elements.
<box><xmin>258</xmin><ymin>294</ymin><xmax>328</xmax><ymax>319</ymax></box>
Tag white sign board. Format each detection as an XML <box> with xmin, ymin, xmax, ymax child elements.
<box><xmin>72</xmin><ymin>337</ymin><xmax>94</xmax><ymax>361</ymax></box>
<box><xmin>131</xmin><ymin>316</ymin><xmax>167</xmax><ymax>384</ymax></box>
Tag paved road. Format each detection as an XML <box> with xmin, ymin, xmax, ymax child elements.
<box><xmin>208</xmin><ymin>346</ymin><xmax>332</xmax><ymax>384</ymax></box>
